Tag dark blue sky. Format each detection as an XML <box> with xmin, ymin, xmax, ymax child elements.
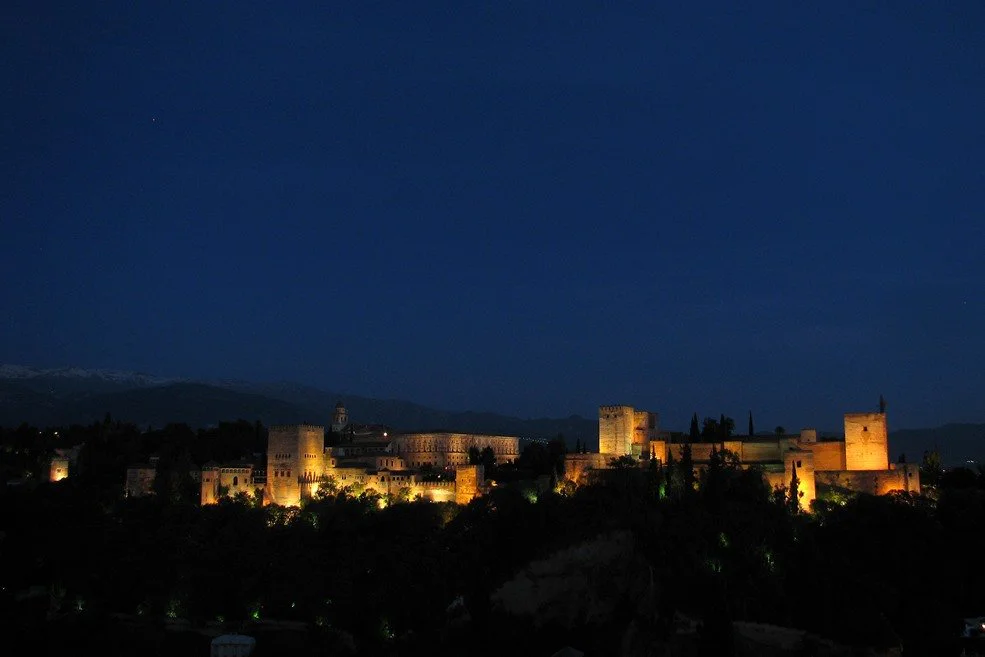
<box><xmin>3</xmin><ymin>2</ymin><xmax>983</xmax><ymax>431</ymax></box>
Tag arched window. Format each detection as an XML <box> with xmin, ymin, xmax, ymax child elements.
<box><xmin>233</xmin><ymin>476</ymin><xmax>238</xmax><ymax>486</ymax></box>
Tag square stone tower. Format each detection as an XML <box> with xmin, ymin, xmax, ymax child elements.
<box><xmin>599</xmin><ymin>405</ymin><xmax>635</xmax><ymax>456</ymax></box>
<box><xmin>844</xmin><ymin>412</ymin><xmax>889</xmax><ymax>471</ymax></box>
<box><xmin>267</xmin><ymin>424</ymin><xmax>325</xmax><ymax>506</ymax></box>
<box><xmin>632</xmin><ymin>410</ymin><xmax>659</xmax><ymax>458</ymax></box>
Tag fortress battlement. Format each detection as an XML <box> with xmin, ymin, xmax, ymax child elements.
<box><xmin>573</xmin><ymin>404</ymin><xmax>915</xmax><ymax>510</ymax></box>
<box><xmin>414</xmin><ymin>480</ymin><xmax>456</xmax><ymax>490</ymax></box>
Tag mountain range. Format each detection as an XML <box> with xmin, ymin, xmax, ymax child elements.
<box><xmin>0</xmin><ymin>365</ymin><xmax>599</xmax><ymax>445</ymax></box>
<box><xmin>0</xmin><ymin>364</ymin><xmax>981</xmax><ymax>466</ymax></box>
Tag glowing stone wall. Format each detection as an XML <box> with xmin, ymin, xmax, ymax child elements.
<box><xmin>805</xmin><ymin>441</ymin><xmax>846</xmax><ymax>471</ymax></box>
<box><xmin>844</xmin><ymin>413</ymin><xmax>889</xmax><ymax>471</ymax></box>
<box><xmin>267</xmin><ymin>424</ymin><xmax>324</xmax><ymax>507</ymax></box>
<box><xmin>454</xmin><ymin>465</ymin><xmax>484</xmax><ymax>505</ymax></box>
<box><xmin>392</xmin><ymin>433</ymin><xmax>519</xmax><ymax>468</ymax></box>
<box><xmin>599</xmin><ymin>405</ymin><xmax>635</xmax><ymax>456</ymax></box>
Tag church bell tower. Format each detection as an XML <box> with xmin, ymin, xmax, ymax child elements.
<box><xmin>331</xmin><ymin>401</ymin><xmax>348</xmax><ymax>434</ymax></box>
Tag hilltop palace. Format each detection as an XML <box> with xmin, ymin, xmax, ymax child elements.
<box><xmin>188</xmin><ymin>401</ymin><xmax>920</xmax><ymax>510</ymax></box>
<box><xmin>566</xmin><ymin>405</ymin><xmax>920</xmax><ymax>509</ymax></box>
<box><xmin>199</xmin><ymin>402</ymin><xmax>520</xmax><ymax>506</ymax></box>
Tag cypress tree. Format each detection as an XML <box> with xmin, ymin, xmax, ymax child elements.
<box><xmin>748</xmin><ymin>411</ymin><xmax>754</xmax><ymax>437</ymax></box>
<box><xmin>681</xmin><ymin>437</ymin><xmax>695</xmax><ymax>496</ymax></box>
<box><xmin>788</xmin><ymin>461</ymin><xmax>801</xmax><ymax>514</ymax></box>
<box><xmin>689</xmin><ymin>413</ymin><xmax>700</xmax><ymax>441</ymax></box>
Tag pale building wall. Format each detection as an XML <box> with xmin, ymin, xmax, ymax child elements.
<box><xmin>844</xmin><ymin>413</ymin><xmax>889</xmax><ymax>471</ymax></box>
<box><xmin>805</xmin><ymin>441</ymin><xmax>846</xmax><ymax>471</ymax></box>
<box><xmin>779</xmin><ymin>437</ymin><xmax>800</xmax><ymax>452</ymax></box>
<box><xmin>200</xmin><ymin>465</ymin><xmax>263</xmax><ymax>504</ymax></box>
<box><xmin>764</xmin><ymin>469</ymin><xmax>786</xmax><ymax>494</ymax></box>
<box><xmin>374</xmin><ymin>455</ymin><xmax>407</xmax><ymax>471</ymax></box>
<box><xmin>396</xmin><ymin>434</ymin><xmax>450</xmax><ymax>468</ymax></box>
<box><xmin>816</xmin><ymin>463</ymin><xmax>920</xmax><ymax>496</ymax></box>
<box><xmin>666</xmin><ymin>442</ymin><xmax>735</xmax><ymax>463</ymax></box>
<box><xmin>469</xmin><ymin>435</ymin><xmax>520</xmax><ymax>461</ymax></box>
<box><xmin>649</xmin><ymin>440</ymin><xmax>668</xmax><ymax>463</ymax></box>
<box><xmin>332</xmin><ymin>466</ymin><xmax>377</xmax><ymax>491</ymax></box>
<box><xmin>413</xmin><ymin>480</ymin><xmax>456</xmax><ymax>503</ymax></box>
<box><xmin>316</xmin><ymin>464</ymin><xmax>476</xmax><ymax>504</ymax></box>
<box><xmin>681</xmin><ymin>443</ymin><xmax>718</xmax><ymax>462</ymax></box>
<box><xmin>599</xmin><ymin>405</ymin><xmax>635</xmax><ymax>456</ymax></box>
<box><xmin>393</xmin><ymin>433</ymin><xmax>519</xmax><ymax>468</ymax></box>
<box><xmin>218</xmin><ymin>466</ymin><xmax>255</xmax><ymax>497</ymax></box>
<box><xmin>741</xmin><ymin>441</ymin><xmax>781</xmax><ymax>463</ymax></box>
<box><xmin>564</xmin><ymin>453</ymin><xmax>612</xmax><ymax>484</ymax></box>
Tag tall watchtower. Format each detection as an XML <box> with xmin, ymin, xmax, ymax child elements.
<box><xmin>267</xmin><ymin>424</ymin><xmax>325</xmax><ymax>506</ymax></box>
<box><xmin>599</xmin><ymin>405</ymin><xmax>635</xmax><ymax>456</ymax></box>
<box><xmin>332</xmin><ymin>401</ymin><xmax>349</xmax><ymax>434</ymax></box>
<box><xmin>844</xmin><ymin>412</ymin><xmax>889</xmax><ymax>471</ymax></box>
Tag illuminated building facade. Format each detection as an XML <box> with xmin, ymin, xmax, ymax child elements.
<box><xmin>567</xmin><ymin>405</ymin><xmax>920</xmax><ymax>510</ymax></box>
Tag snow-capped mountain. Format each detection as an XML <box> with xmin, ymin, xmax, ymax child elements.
<box><xmin>0</xmin><ymin>364</ymin><xmax>180</xmax><ymax>387</ymax></box>
<box><xmin>0</xmin><ymin>363</ymin><xmax>599</xmax><ymax>446</ymax></box>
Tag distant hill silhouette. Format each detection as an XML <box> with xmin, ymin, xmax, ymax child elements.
<box><xmin>1</xmin><ymin>364</ymin><xmax>982</xmax><ymax>462</ymax></box>
<box><xmin>889</xmin><ymin>424</ymin><xmax>985</xmax><ymax>469</ymax></box>
<box><xmin>0</xmin><ymin>368</ymin><xmax>599</xmax><ymax>446</ymax></box>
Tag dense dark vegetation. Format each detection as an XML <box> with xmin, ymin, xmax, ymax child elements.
<box><xmin>1</xmin><ymin>418</ymin><xmax>983</xmax><ymax>656</ymax></box>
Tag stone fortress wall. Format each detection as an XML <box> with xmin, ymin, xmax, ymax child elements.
<box><xmin>200</xmin><ymin>463</ymin><xmax>260</xmax><ymax>505</ymax></box>
<box><xmin>201</xmin><ymin>406</ymin><xmax>519</xmax><ymax>507</ymax></box>
<box><xmin>815</xmin><ymin>465</ymin><xmax>920</xmax><ymax>495</ymax></box>
<box><xmin>196</xmin><ymin>401</ymin><xmax>917</xmax><ymax>510</ymax></box>
<box><xmin>572</xmin><ymin>404</ymin><xmax>919</xmax><ymax>510</ymax></box>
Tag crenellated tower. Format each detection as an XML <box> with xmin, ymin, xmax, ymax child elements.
<box><xmin>266</xmin><ymin>424</ymin><xmax>326</xmax><ymax>506</ymax></box>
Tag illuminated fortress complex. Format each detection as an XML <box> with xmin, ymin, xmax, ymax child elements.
<box><xmin>201</xmin><ymin>404</ymin><xmax>520</xmax><ymax>507</ymax></box>
<box><xmin>567</xmin><ymin>405</ymin><xmax>920</xmax><ymax>509</ymax></box>
<box><xmin>198</xmin><ymin>401</ymin><xmax>919</xmax><ymax>510</ymax></box>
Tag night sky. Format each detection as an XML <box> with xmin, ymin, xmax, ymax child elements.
<box><xmin>3</xmin><ymin>2</ymin><xmax>983</xmax><ymax>432</ymax></box>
